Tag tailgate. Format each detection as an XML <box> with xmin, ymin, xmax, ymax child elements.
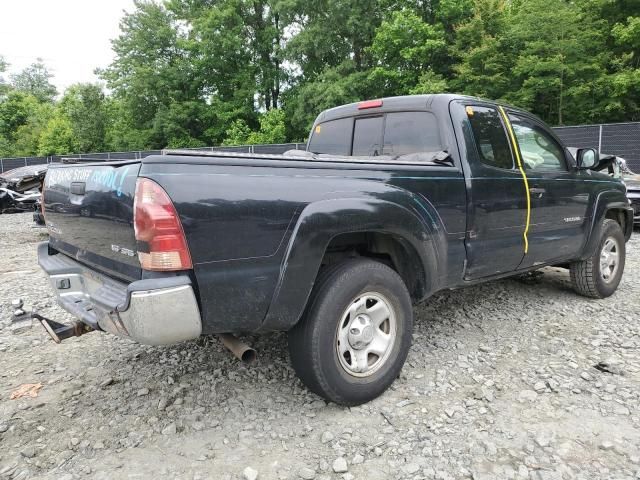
<box><xmin>43</xmin><ymin>162</ymin><xmax>142</xmax><ymax>282</ymax></box>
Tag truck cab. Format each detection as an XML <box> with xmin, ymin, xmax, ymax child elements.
<box><xmin>306</xmin><ymin>95</ymin><xmax>631</xmax><ymax>280</ymax></box>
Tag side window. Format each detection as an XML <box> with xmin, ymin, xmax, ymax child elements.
<box><xmin>352</xmin><ymin>116</ymin><xmax>384</xmax><ymax>156</ymax></box>
<box><xmin>382</xmin><ymin>112</ymin><xmax>441</xmax><ymax>156</ymax></box>
<box><xmin>509</xmin><ymin>115</ymin><xmax>566</xmax><ymax>171</ymax></box>
<box><xmin>467</xmin><ymin>106</ymin><xmax>514</xmax><ymax>169</ymax></box>
<box><xmin>308</xmin><ymin>118</ymin><xmax>352</xmax><ymax>155</ymax></box>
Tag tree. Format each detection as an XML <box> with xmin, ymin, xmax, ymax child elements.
<box><xmin>452</xmin><ymin>0</ymin><xmax>513</xmax><ymax>101</ymax></box>
<box><xmin>453</xmin><ymin>0</ymin><xmax>610</xmax><ymax>125</ymax></box>
<box><xmin>37</xmin><ymin>113</ymin><xmax>80</xmax><ymax>156</ymax></box>
<box><xmin>0</xmin><ymin>91</ymin><xmax>41</xmax><ymax>142</ymax></box>
<box><xmin>0</xmin><ymin>56</ymin><xmax>9</xmax><ymax>97</ymax></box>
<box><xmin>59</xmin><ymin>84</ymin><xmax>109</xmax><ymax>153</ymax></box>
<box><xmin>250</xmin><ymin>108</ymin><xmax>286</xmax><ymax>144</ymax></box>
<box><xmin>241</xmin><ymin>0</ymin><xmax>289</xmax><ymax>110</ymax></box>
<box><xmin>0</xmin><ymin>0</ymin><xmax>629</xmax><ymax>159</ymax></box>
<box><xmin>368</xmin><ymin>10</ymin><xmax>447</xmax><ymax>96</ymax></box>
<box><xmin>410</xmin><ymin>70</ymin><xmax>449</xmax><ymax>94</ymax></box>
<box><xmin>286</xmin><ymin>0</ymin><xmax>386</xmax><ymax>80</ymax></box>
<box><xmin>505</xmin><ymin>0</ymin><xmax>607</xmax><ymax>125</ymax></box>
<box><xmin>606</xmin><ymin>16</ymin><xmax>640</xmax><ymax>121</ymax></box>
<box><xmin>10</xmin><ymin>59</ymin><xmax>57</xmax><ymax>103</ymax></box>
<box><xmin>99</xmin><ymin>0</ymin><xmax>189</xmax><ymax>148</ymax></box>
<box><xmin>223</xmin><ymin>119</ymin><xmax>253</xmax><ymax>146</ymax></box>
<box><xmin>223</xmin><ymin>108</ymin><xmax>286</xmax><ymax>145</ymax></box>
<box><xmin>10</xmin><ymin>102</ymin><xmax>54</xmax><ymax>156</ymax></box>
<box><xmin>104</xmin><ymin>97</ymin><xmax>151</xmax><ymax>152</ymax></box>
<box><xmin>283</xmin><ymin>65</ymin><xmax>369</xmax><ymax>140</ymax></box>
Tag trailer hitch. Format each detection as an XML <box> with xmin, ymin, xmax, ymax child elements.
<box><xmin>11</xmin><ymin>299</ymin><xmax>94</xmax><ymax>343</ymax></box>
<box><xmin>33</xmin><ymin>313</ymin><xmax>94</xmax><ymax>343</ymax></box>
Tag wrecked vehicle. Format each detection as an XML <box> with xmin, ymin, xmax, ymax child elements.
<box><xmin>0</xmin><ymin>164</ymin><xmax>47</xmax><ymax>214</ymax></box>
<box><xmin>624</xmin><ymin>169</ymin><xmax>640</xmax><ymax>226</ymax></box>
<box><xmin>611</xmin><ymin>157</ymin><xmax>640</xmax><ymax>226</ymax></box>
<box><xmin>37</xmin><ymin>95</ymin><xmax>633</xmax><ymax>405</ymax></box>
<box><xmin>569</xmin><ymin>149</ymin><xmax>640</xmax><ymax>226</ymax></box>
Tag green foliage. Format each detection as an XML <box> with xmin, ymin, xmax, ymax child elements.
<box><xmin>0</xmin><ymin>56</ymin><xmax>9</xmax><ymax>97</ymax></box>
<box><xmin>410</xmin><ymin>70</ymin><xmax>449</xmax><ymax>94</ymax></box>
<box><xmin>452</xmin><ymin>0</ymin><xmax>637</xmax><ymax>124</ymax></box>
<box><xmin>37</xmin><ymin>113</ymin><xmax>80</xmax><ymax>156</ymax></box>
<box><xmin>607</xmin><ymin>16</ymin><xmax>640</xmax><ymax>120</ymax></box>
<box><xmin>368</xmin><ymin>10</ymin><xmax>447</xmax><ymax>96</ymax></box>
<box><xmin>98</xmin><ymin>1</ymin><xmax>188</xmax><ymax>147</ymax></box>
<box><xmin>223</xmin><ymin>119</ymin><xmax>253</xmax><ymax>146</ymax></box>
<box><xmin>283</xmin><ymin>65</ymin><xmax>369</xmax><ymax>140</ymax></box>
<box><xmin>11</xmin><ymin>102</ymin><xmax>54</xmax><ymax>156</ymax></box>
<box><xmin>60</xmin><ymin>84</ymin><xmax>108</xmax><ymax>153</ymax></box>
<box><xmin>10</xmin><ymin>59</ymin><xmax>57</xmax><ymax>103</ymax></box>
<box><xmin>505</xmin><ymin>0</ymin><xmax>607</xmax><ymax>125</ymax></box>
<box><xmin>223</xmin><ymin>108</ymin><xmax>286</xmax><ymax>145</ymax></box>
<box><xmin>2</xmin><ymin>1</ymin><xmax>640</xmax><ymax>158</ymax></box>
<box><xmin>0</xmin><ymin>91</ymin><xmax>45</xmax><ymax>157</ymax></box>
<box><xmin>104</xmin><ymin>98</ymin><xmax>152</xmax><ymax>152</ymax></box>
<box><xmin>0</xmin><ymin>91</ymin><xmax>39</xmax><ymax>139</ymax></box>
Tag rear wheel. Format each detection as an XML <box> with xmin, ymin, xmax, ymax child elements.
<box><xmin>288</xmin><ymin>258</ymin><xmax>413</xmax><ymax>406</ymax></box>
<box><xmin>570</xmin><ymin>219</ymin><xmax>626</xmax><ymax>298</ymax></box>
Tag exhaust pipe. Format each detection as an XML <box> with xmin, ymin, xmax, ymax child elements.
<box><xmin>218</xmin><ymin>333</ymin><xmax>257</xmax><ymax>364</ymax></box>
<box><xmin>34</xmin><ymin>313</ymin><xmax>94</xmax><ymax>343</ymax></box>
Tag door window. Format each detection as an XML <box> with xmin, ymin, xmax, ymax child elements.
<box><xmin>467</xmin><ymin>106</ymin><xmax>514</xmax><ymax>170</ymax></box>
<box><xmin>352</xmin><ymin>116</ymin><xmax>384</xmax><ymax>156</ymax></box>
<box><xmin>382</xmin><ymin>112</ymin><xmax>441</xmax><ymax>156</ymax></box>
<box><xmin>509</xmin><ymin>116</ymin><xmax>566</xmax><ymax>171</ymax></box>
<box><xmin>308</xmin><ymin>118</ymin><xmax>352</xmax><ymax>155</ymax></box>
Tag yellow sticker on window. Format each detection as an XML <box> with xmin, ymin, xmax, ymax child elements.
<box><xmin>465</xmin><ymin>106</ymin><xmax>474</xmax><ymax>117</ymax></box>
<box><xmin>315</xmin><ymin>125</ymin><xmax>322</xmax><ymax>134</ymax></box>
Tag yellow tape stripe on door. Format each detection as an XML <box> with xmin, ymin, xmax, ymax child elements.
<box><xmin>498</xmin><ymin>106</ymin><xmax>531</xmax><ymax>254</ymax></box>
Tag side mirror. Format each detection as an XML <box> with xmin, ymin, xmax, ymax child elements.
<box><xmin>576</xmin><ymin>148</ymin><xmax>598</xmax><ymax>169</ymax></box>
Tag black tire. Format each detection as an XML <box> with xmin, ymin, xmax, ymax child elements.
<box><xmin>570</xmin><ymin>219</ymin><xmax>626</xmax><ymax>298</ymax></box>
<box><xmin>288</xmin><ymin>258</ymin><xmax>413</xmax><ymax>406</ymax></box>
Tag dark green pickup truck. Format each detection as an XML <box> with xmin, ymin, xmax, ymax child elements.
<box><xmin>39</xmin><ymin>94</ymin><xmax>633</xmax><ymax>405</ymax></box>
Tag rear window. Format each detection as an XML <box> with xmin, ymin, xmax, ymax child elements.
<box><xmin>308</xmin><ymin>118</ymin><xmax>352</xmax><ymax>155</ymax></box>
<box><xmin>383</xmin><ymin>112</ymin><xmax>441</xmax><ymax>155</ymax></box>
<box><xmin>353</xmin><ymin>116</ymin><xmax>383</xmax><ymax>156</ymax></box>
<box><xmin>308</xmin><ymin>110</ymin><xmax>443</xmax><ymax>158</ymax></box>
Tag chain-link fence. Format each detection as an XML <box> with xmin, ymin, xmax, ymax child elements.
<box><xmin>2</xmin><ymin>123</ymin><xmax>639</xmax><ymax>173</ymax></box>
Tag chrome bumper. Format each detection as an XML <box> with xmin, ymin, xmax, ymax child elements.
<box><xmin>37</xmin><ymin>243</ymin><xmax>202</xmax><ymax>345</ymax></box>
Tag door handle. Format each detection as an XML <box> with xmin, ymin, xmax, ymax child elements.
<box><xmin>529</xmin><ymin>187</ymin><xmax>546</xmax><ymax>197</ymax></box>
<box><xmin>70</xmin><ymin>182</ymin><xmax>86</xmax><ymax>195</ymax></box>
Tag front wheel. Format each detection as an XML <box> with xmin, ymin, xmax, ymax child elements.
<box><xmin>570</xmin><ymin>219</ymin><xmax>626</xmax><ymax>298</ymax></box>
<box><xmin>288</xmin><ymin>258</ymin><xmax>413</xmax><ymax>406</ymax></box>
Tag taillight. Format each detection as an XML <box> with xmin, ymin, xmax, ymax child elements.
<box><xmin>134</xmin><ymin>178</ymin><xmax>192</xmax><ymax>271</ymax></box>
<box><xmin>358</xmin><ymin>99</ymin><xmax>383</xmax><ymax>110</ymax></box>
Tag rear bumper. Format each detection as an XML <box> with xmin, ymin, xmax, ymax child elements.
<box><xmin>37</xmin><ymin>243</ymin><xmax>202</xmax><ymax>345</ymax></box>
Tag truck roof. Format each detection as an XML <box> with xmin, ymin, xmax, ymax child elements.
<box><xmin>314</xmin><ymin>94</ymin><xmax>483</xmax><ymax>124</ymax></box>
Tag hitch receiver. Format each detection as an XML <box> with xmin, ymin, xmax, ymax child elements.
<box><xmin>33</xmin><ymin>313</ymin><xmax>94</xmax><ymax>343</ymax></box>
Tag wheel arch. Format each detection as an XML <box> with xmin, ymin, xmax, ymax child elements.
<box><xmin>581</xmin><ymin>189</ymin><xmax>633</xmax><ymax>260</ymax></box>
<box><xmin>259</xmin><ymin>197</ymin><xmax>443</xmax><ymax>331</ymax></box>
<box><xmin>320</xmin><ymin>231</ymin><xmax>428</xmax><ymax>301</ymax></box>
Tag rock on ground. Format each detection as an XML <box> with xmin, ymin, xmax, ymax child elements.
<box><xmin>1</xmin><ymin>212</ymin><xmax>639</xmax><ymax>479</ymax></box>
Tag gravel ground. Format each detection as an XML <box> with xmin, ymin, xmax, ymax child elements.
<box><xmin>1</xmin><ymin>212</ymin><xmax>639</xmax><ymax>480</ymax></box>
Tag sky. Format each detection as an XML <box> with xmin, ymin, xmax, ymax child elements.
<box><xmin>0</xmin><ymin>0</ymin><xmax>136</xmax><ymax>93</ymax></box>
